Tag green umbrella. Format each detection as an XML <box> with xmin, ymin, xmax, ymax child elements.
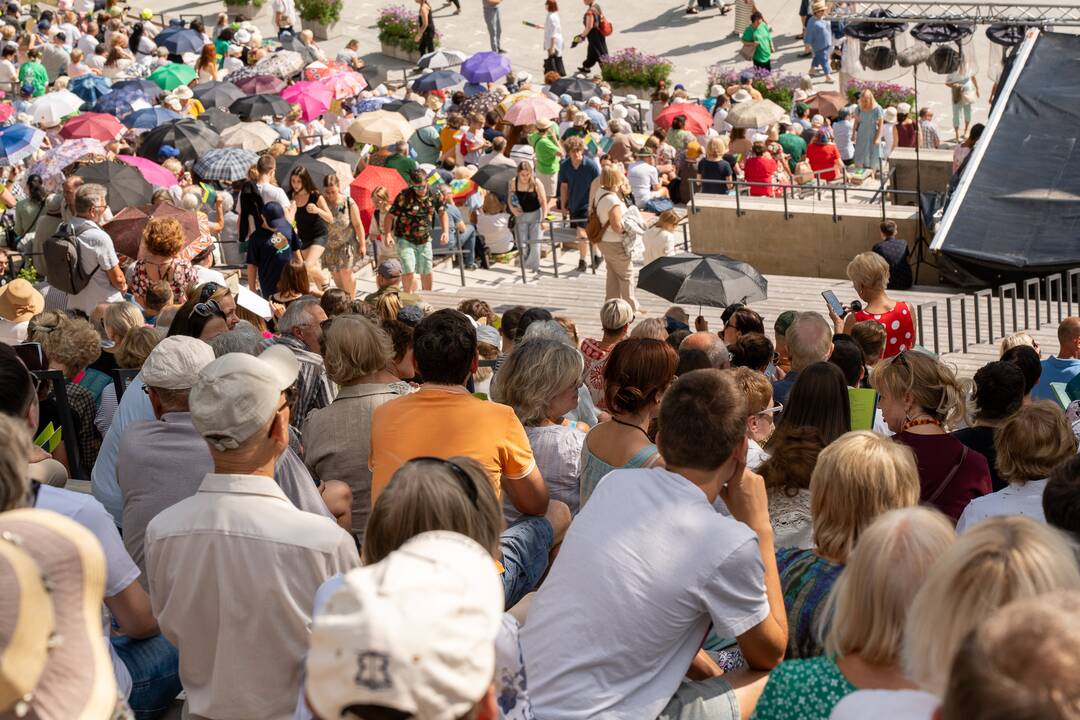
<box><xmin>149</xmin><ymin>63</ymin><xmax>197</xmax><ymax>91</ymax></box>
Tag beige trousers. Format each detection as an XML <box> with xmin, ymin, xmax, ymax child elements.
<box><xmin>600</xmin><ymin>241</ymin><xmax>638</xmax><ymax>312</ymax></box>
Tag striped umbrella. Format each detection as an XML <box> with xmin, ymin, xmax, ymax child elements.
<box><xmin>193</xmin><ymin>147</ymin><xmax>259</xmax><ymax>182</ymax></box>
<box><xmin>417</xmin><ymin>49</ymin><xmax>467</xmax><ymax>70</ymax></box>
<box><xmin>69</xmin><ymin>75</ymin><xmax>112</xmax><ymax>105</ymax></box>
<box><xmin>60</xmin><ymin>112</ymin><xmax>125</xmax><ymax>142</ymax></box>
<box><xmin>280</xmin><ymin>81</ymin><xmax>332</xmax><ymax>122</ymax></box>
<box><xmin>0</xmin><ymin>124</ymin><xmax>45</xmax><ymax>166</ymax></box>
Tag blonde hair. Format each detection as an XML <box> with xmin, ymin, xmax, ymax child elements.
<box><xmin>0</xmin><ymin>414</ymin><xmax>29</xmax><ymax>512</ymax></box>
<box><xmin>706</xmin><ymin>136</ymin><xmax>728</xmax><ymax>161</ymax></box>
<box><xmin>491</xmin><ymin>338</ymin><xmax>583</xmax><ymax>426</ymax></box>
<box><xmin>374</xmin><ymin>290</ymin><xmax>402</xmax><ymax>326</ymax></box>
<box><xmin>363</xmin><ymin>456</ymin><xmax>502</xmax><ymax>564</ymax></box>
<box><xmin>322</xmin><ymin>314</ymin><xmax>393</xmax><ymax>385</ymax></box>
<box><xmin>481</xmin><ymin>192</ymin><xmax>505</xmax><ymax>215</ymax></box>
<box><xmin>114</xmin><ymin>326</ymin><xmax>161</xmax><ymax>369</ymax></box>
<box><xmin>995</xmin><ymin>401</ymin><xmax>1077</xmax><ymax>484</ymax></box>
<box><xmin>600</xmin><ymin>163</ymin><xmax>626</xmax><ymax>192</ymax></box>
<box><xmin>999</xmin><ymin>331</ymin><xmax>1036</xmax><ymax>356</ymax></box>
<box><xmin>903</xmin><ymin>517</ymin><xmax>1080</xmax><ymax>696</ymax></box>
<box><xmin>846</xmin><ymin>251</ymin><xmax>890</xmax><ymax>293</ymax></box>
<box><xmin>103</xmin><ymin>302</ymin><xmax>144</xmax><ymax>342</ymax></box>
<box><xmin>871</xmin><ymin>350</ymin><xmax>966</xmax><ymax>428</ymax></box>
<box><xmin>729</xmin><ymin>366</ymin><xmax>772</xmax><ymax>415</ymax></box>
<box><xmin>823</xmin><ymin>507</ymin><xmax>955</xmax><ymax>663</ymax></box>
<box><xmin>859</xmin><ymin>89</ymin><xmax>876</xmax><ymax>110</ymax></box>
<box><xmin>810</xmin><ymin>431</ymin><xmax>921</xmax><ymax>562</ymax></box>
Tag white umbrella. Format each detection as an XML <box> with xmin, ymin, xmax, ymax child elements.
<box><xmin>28</xmin><ymin>90</ymin><xmax>84</xmax><ymax>126</ymax></box>
<box><xmin>417</xmin><ymin>49</ymin><xmax>467</xmax><ymax>70</ymax></box>
<box><xmin>726</xmin><ymin>99</ymin><xmax>787</xmax><ymax>129</ymax></box>
<box><xmin>219</xmin><ymin>121</ymin><xmax>281</xmax><ymax>152</ymax></box>
<box><xmin>347</xmin><ymin>110</ymin><xmax>415</xmax><ymax>146</ymax></box>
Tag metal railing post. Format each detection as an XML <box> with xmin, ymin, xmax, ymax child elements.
<box><xmin>690</xmin><ymin>178</ymin><xmax>697</xmax><ymax>215</ymax></box>
<box><xmin>1022</xmin><ymin>277</ymin><xmax>1041</xmax><ymax>330</ymax></box>
<box><xmin>1067</xmin><ymin>269</ymin><xmax>1080</xmax><ymax>317</ymax></box>
<box><xmin>945</xmin><ymin>294</ymin><xmax>968</xmax><ymax>354</ymax></box>
<box><xmin>974</xmin><ymin>289</ymin><xmax>993</xmax><ymax>344</ymax></box>
<box><xmin>916</xmin><ymin>302</ymin><xmax>940</xmax><ymax>355</ymax></box>
<box><xmin>831</xmin><ymin>186</ymin><xmax>838</xmax><ymax>222</ymax></box>
<box><xmin>734</xmin><ymin>185</ymin><xmax>743</xmax><ymax>217</ymax></box>
<box><xmin>998</xmin><ymin>283</ymin><xmax>1018</xmax><ymax>335</ymax></box>
<box><xmin>1046</xmin><ymin>273</ymin><xmax>1063</xmax><ymax>327</ymax></box>
<box><xmin>782</xmin><ymin>184</ymin><xmax>790</xmax><ymax>220</ymax></box>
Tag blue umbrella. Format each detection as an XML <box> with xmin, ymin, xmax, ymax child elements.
<box><xmin>91</xmin><ymin>89</ymin><xmax>151</xmax><ymax>118</ymax></box>
<box><xmin>155</xmin><ymin>26</ymin><xmax>205</xmax><ymax>56</ymax></box>
<box><xmin>110</xmin><ymin>78</ymin><xmax>162</xmax><ymax>100</ymax></box>
<box><xmin>69</xmin><ymin>75</ymin><xmax>112</xmax><ymax>105</ymax></box>
<box><xmin>123</xmin><ymin>107</ymin><xmax>183</xmax><ymax>130</ymax></box>
<box><xmin>460</xmin><ymin>51</ymin><xmax>512</xmax><ymax>83</ymax></box>
<box><xmin>411</xmin><ymin>70</ymin><xmax>466</xmax><ymax>93</ymax></box>
<box><xmin>0</xmin><ymin>123</ymin><xmax>45</xmax><ymax>166</ymax></box>
<box><xmin>350</xmin><ymin>97</ymin><xmax>395</xmax><ymax>114</ymax></box>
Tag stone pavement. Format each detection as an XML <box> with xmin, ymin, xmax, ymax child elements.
<box><xmin>141</xmin><ymin>0</ymin><xmax>1006</xmax><ymax>141</ymax></box>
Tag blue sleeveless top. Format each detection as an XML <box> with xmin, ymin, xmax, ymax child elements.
<box><xmin>578</xmin><ymin>431</ymin><xmax>659</xmax><ymax>508</ymax></box>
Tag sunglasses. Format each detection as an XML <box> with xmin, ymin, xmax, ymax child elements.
<box><xmin>414</xmin><ymin>456</ymin><xmax>478</xmax><ymax>509</ymax></box>
<box><xmin>192</xmin><ymin>299</ymin><xmax>222</xmax><ymax>318</ymax></box>
<box><xmin>755</xmin><ymin>402</ymin><xmax>783</xmax><ymax>418</ymax></box>
<box><xmin>198</xmin><ymin>282</ymin><xmax>223</xmax><ymax>303</ymax></box>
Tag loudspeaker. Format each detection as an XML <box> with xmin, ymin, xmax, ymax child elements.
<box><xmin>897</xmin><ymin>43</ymin><xmax>933</xmax><ymax>67</ymax></box>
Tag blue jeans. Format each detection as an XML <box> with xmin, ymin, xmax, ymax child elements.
<box><xmin>811</xmin><ymin>46</ymin><xmax>831</xmax><ymax>74</ymax></box>
<box><xmin>500</xmin><ymin>516</ymin><xmax>554</xmax><ymax>608</ymax></box>
<box><xmin>111</xmin><ymin>634</ymin><xmax>182</xmax><ymax>720</ymax></box>
<box><xmin>446</xmin><ymin>226</ymin><xmax>477</xmax><ymax>266</ymax></box>
<box><xmin>515</xmin><ymin>209</ymin><xmax>543</xmax><ymax>271</ymax></box>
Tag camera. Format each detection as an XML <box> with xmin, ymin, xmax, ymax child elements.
<box><xmin>849</xmin><ymin>300</ymin><xmax>863</xmax><ymax>313</ymax></box>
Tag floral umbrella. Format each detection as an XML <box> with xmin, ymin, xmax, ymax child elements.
<box><xmin>459</xmin><ymin>91</ymin><xmax>499</xmax><ymax>117</ymax></box>
<box><xmin>498</xmin><ymin>88</ymin><xmax>541</xmax><ymax>113</ymax></box>
<box><xmin>280</xmin><ymin>81</ymin><xmax>333</xmax><ymax>122</ymax></box>
<box><xmin>27</xmin><ymin>138</ymin><xmax>108</xmax><ymax>192</ymax></box>
<box><xmin>231</xmin><ymin>74</ymin><xmax>287</xmax><ymax>95</ymax></box>
<box><xmin>303</xmin><ymin>60</ymin><xmax>351</xmax><ymax>81</ymax></box>
<box><xmin>351</xmin><ymin>96</ymin><xmax>395</xmax><ymax>114</ymax></box>
<box><xmin>254</xmin><ymin>50</ymin><xmax>305</xmax><ymax>79</ymax></box>
<box><xmin>321</xmin><ymin>72</ymin><xmax>367</xmax><ymax>100</ymax></box>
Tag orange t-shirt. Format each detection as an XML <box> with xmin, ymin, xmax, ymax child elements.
<box><xmin>439</xmin><ymin>126</ymin><xmax>462</xmax><ymax>154</ymax></box>
<box><xmin>369</xmin><ymin>387</ymin><xmax>536</xmax><ymax>506</ymax></box>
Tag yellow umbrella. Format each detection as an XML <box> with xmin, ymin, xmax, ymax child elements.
<box><xmin>219</xmin><ymin>121</ymin><xmax>280</xmax><ymax>152</ymax></box>
<box><xmin>498</xmin><ymin>89</ymin><xmax>542</xmax><ymax>113</ymax></box>
<box><xmin>347</xmin><ymin>110</ymin><xmax>415</xmax><ymax>147</ymax></box>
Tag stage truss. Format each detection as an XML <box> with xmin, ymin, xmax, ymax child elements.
<box><xmin>827</xmin><ymin>2</ymin><xmax>1080</xmax><ymax>26</ymax></box>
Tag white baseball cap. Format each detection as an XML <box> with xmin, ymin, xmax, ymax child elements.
<box><xmin>189</xmin><ymin>344</ymin><xmax>298</xmax><ymax>450</ymax></box>
<box><xmin>141</xmin><ymin>336</ymin><xmax>215</xmax><ymax>390</ymax></box>
<box><xmin>306</xmin><ymin>531</ymin><xmax>503</xmax><ymax>720</ymax></box>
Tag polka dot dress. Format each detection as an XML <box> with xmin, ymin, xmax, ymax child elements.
<box><xmin>853</xmin><ymin>301</ymin><xmax>916</xmax><ymax>358</ymax></box>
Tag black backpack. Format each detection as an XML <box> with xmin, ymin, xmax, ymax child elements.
<box><xmin>43</xmin><ymin>222</ymin><xmax>99</xmax><ymax>295</ymax></box>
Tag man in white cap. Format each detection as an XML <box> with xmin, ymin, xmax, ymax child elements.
<box><xmin>145</xmin><ymin>346</ymin><xmax>358</xmax><ymax>720</ymax></box>
<box><xmin>305</xmin><ymin>531</ymin><xmax>503</xmax><ymax>720</ymax></box>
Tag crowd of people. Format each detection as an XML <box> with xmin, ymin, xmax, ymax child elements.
<box><xmin>0</xmin><ymin>0</ymin><xmax>1074</xmax><ymax>719</ymax></box>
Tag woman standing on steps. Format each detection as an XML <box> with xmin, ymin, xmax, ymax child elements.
<box><xmin>414</xmin><ymin>0</ymin><xmax>436</xmax><ymax>56</ymax></box>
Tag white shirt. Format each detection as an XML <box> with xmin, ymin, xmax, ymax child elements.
<box><xmin>521</xmin><ymin>467</ymin><xmax>769</xmax><ymax>719</ymax></box>
<box><xmin>830</xmin><ymin>689</ymin><xmax>938</xmax><ymax>720</ymax></box>
<box><xmin>595</xmin><ymin>191</ymin><xmax>625</xmax><ymax>244</ymax></box>
<box><xmin>0</xmin><ymin>317</ymin><xmax>28</xmax><ymax>344</ymax></box>
<box><xmin>273</xmin><ymin>0</ymin><xmax>298</xmax><ymax>27</ymax></box>
<box><xmin>0</xmin><ymin>59</ymin><xmax>16</xmax><ymax>83</ymax></box>
<box><xmin>642</xmin><ymin>225</ymin><xmax>675</xmax><ymax>264</ymax></box>
<box><xmin>544</xmin><ymin>11</ymin><xmax>564</xmax><ymax>54</ymax></box>
<box><xmin>475</xmin><ymin>210</ymin><xmax>513</xmax><ymax>254</ymax></box>
<box><xmin>77</xmin><ymin>32</ymin><xmax>98</xmax><ymax>56</ymax></box>
<box><xmin>627</xmin><ymin>161</ymin><xmax>659</xmax><ymax>207</ymax></box>
<box><xmin>955</xmin><ymin>479</ymin><xmax>1048</xmax><ymax>533</ymax></box>
<box><xmin>36</xmin><ymin>485</ymin><xmax>141</xmax><ymax>699</ymax></box>
<box><xmin>146</xmin><ymin>473</ymin><xmax>358</xmax><ymax>720</ymax></box>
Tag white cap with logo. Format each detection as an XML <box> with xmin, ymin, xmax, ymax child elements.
<box><xmin>189</xmin><ymin>345</ymin><xmax>298</xmax><ymax>450</ymax></box>
<box><xmin>141</xmin><ymin>336</ymin><xmax>215</xmax><ymax>390</ymax></box>
<box><xmin>305</xmin><ymin>531</ymin><xmax>503</xmax><ymax>720</ymax></box>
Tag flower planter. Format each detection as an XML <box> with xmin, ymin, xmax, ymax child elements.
<box><xmin>380</xmin><ymin>41</ymin><xmax>421</xmax><ymax>64</ymax></box>
<box><xmin>302</xmin><ymin>17</ymin><xmax>339</xmax><ymax>41</ymax></box>
<box><xmin>225</xmin><ymin>1</ymin><xmax>267</xmax><ymax>22</ymax></box>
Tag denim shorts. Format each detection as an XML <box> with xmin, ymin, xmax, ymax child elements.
<box><xmin>500</xmin><ymin>515</ymin><xmax>554</xmax><ymax>609</ymax></box>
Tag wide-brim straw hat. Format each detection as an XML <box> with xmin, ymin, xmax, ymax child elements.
<box><xmin>0</xmin><ymin>536</ymin><xmax>53</xmax><ymax>713</ymax></box>
<box><xmin>0</xmin><ymin>279</ymin><xmax>43</xmax><ymax>323</ymax></box>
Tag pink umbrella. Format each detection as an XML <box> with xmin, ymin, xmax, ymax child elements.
<box><xmin>117</xmin><ymin>155</ymin><xmax>179</xmax><ymax>187</ymax></box>
<box><xmin>280</xmin><ymin>80</ymin><xmax>333</xmax><ymax>121</ymax></box>
<box><xmin>321</xmin><ymin>71</ymin><xmax>367</xmax><ymax>100</ymax></box>
<box><xmin>303</xmin><ymin>60</ymin><xmax>350</xmax><ymax>81</ymax></box>
<box><xmin>503</xmin><ymin>95</ymin><xmax>562</xmax><ymax>126</ymax></box>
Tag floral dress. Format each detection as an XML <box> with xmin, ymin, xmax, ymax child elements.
<box><xmin>130</xmin><ymin>257</ymin><xmax>200</xmax><ymax>302</ymax></box>
<box><xmin>750</xmin><ymin>655</ymin><xmax>857</xmax><ymax>720</ymax></box>
<box><xmin>322</xmin><ymin>197</ymin><xmax>358</xmax><ymax>272</ymax></box>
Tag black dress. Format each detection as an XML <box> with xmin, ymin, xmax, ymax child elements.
<box><xmin>418</xmin><ymin>2</ymin><xmax>436</xmax><ymax>55</ymax></box>
<box><xmin>293</xmin><ymin>190</ymin><xmax>329</xmax><ymax>250</ymax></box>
<box><xmin>583</xmin><ymin>4</ymin><xmax>608</xmax><ymax>71</ymax></box>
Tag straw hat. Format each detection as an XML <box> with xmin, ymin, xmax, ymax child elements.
<box><xmin>0</xmin><ymin>535</ymin><xmax>52</xmax><ymax>714</ymax></box>
<box><xmin>0</xmin><ymin>279</ymin><xmax>43</xmax><ymax>323</ymax></box>
<box><xmin>731</xmin><ymin>89</ymin><xmax>752</xmax><ymax>104</ymax></box>
<box><xmin>883</xmin><ymin>106</ymin><xmax>898</xmax><ymax>123</ymax></box>
<box><xmin>0</xmin><ymin>509</ymin><xmax>119</xmax><ymax>719</ymax></box>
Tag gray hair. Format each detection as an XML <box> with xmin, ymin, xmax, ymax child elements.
<box><xmin>179</xmin><ymin>189</ymin><xmax>201</xmax><ymax>212</ymax></box>
<box><xmin>706</xmin><ymin>340</ymin><xmax>731</xmax><ymax>369</ymax></box>
<box><xmin>278</xmin><ymin>297</ymin><xmax>321</xmax><ymax>336</ymax></box>
<box><xmin>74</xmin><ymin>183</ymin><xmax>107</xmax><ymax>215</ymax></box>
<box><xmin>491</xmin><ymin>338</ymin><xmax>584</xmax><ymax>426</ymax></box>
<box><xmin>630</xmin><ymin>317</ymin><xmax>666</xmax><ymax>340</ymax></box>
<box><xmin>209</xmin><ymin>321</ymin><xmax>264</xmax><ymax>357</ymax></box>
<box><xmin>522</xmin><ymin>320</ymin><xmax>570</xmax><ymax>344</ymax></box>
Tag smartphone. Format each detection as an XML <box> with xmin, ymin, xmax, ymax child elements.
<box><xmin>822</xmin><ymin>290</ymin><xmax>846</xmax><ymax>318</ymax></box>
<box><xmin>14</xmin><ymin>342</ymin><xmax>45</xmax><ymax>372</ymax></box>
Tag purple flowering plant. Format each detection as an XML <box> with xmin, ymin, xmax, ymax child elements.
<box><xmin>708</xmin><ymin>65</ymin><xmax>804</xmax><ymax>109</ymax></box>
<box><xmin>599</xmin><ymin>48</ymin><xmax>673</xmax><ymax>87</ymax></box>
<box><xmin>377</xmin><ymin>4</ymin><xmax>441</xmax><ymax>52</ymax></box>
<box><xmin>845</xmin><ymin>79</ymin><xmax>915</xmax><ymax>108</ymax></box>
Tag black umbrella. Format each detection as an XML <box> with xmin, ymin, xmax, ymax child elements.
<box><xmin>383</xmin><ymin>100</ymin><xmax>431</xmax><ymax>122</ymax></box>
<box><xmin>275</xmin><ymin>154</ymin><xmax>335</xmax><ymax>189</ymax></box>
<box><xmin>230</xmin><ymin>93</ymin><xmax>293</xmax><ymax>120</ymax></box>
<box><xmin>277</xmin><ymin>32</ymin><xmax>319</xmax><ymax>65</ymax></box>
<box><xmin>638</xmin><ymin>253</ymin><xmax>767</xmax><ymax>310</ymax></box>
<box><xmin>473</xmin><ymin>165</ymin><xmax>515</xmax><ymax>201</ymax></box>
<box><xmin>549</xmin><ymin>77</ymin><xmax>601</xmax><ymax>101</ymax></box>
<box><xmin>302</xmin><ymin>144</ymin><xmax>361</xmax><ymax>169</ymax></box>
<box><xmin>73</xmin><ymin>161</ymin><xmax>154</xmax><ymax>213</ymax></box>
<box><xmin>198</xmin><ymin>106</ymin><xmax>241</xmax><ymax>133</ymax></box>
<box><xmin>193</xmin><ymin>81</ymin><xmax>246</xmax><ymax>109</ymax></box>
<box><xmin>137</xmin><ymin>119</ymin><xmax>221</xmax><ymax>164</ymax></box>
<box><xmin>412</xmin><ymin>70</ymin><xmax>466</xmax><ymax>92</ymax></box>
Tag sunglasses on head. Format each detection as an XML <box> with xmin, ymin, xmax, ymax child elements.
<box><xmin>198</xmin><ymin>282</ymin><xmax>223</xmax><ymax>303</ymax></box>
<box><xmin>192</xmin><ymin>299</ymin><xmax>221</xmax><ymax>318</ymax></box>
<box><xmin>414</xmin><ymin>456</ymin><xmax>479</xmax><ymax>509</ymax></box>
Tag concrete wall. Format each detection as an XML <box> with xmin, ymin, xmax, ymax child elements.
<box><xmin>889</xmin><ymin>148</ymin><xmax>954</xmax><ymax>205</ymax></box>
<box><xmin>688</xmin><ymin>195</ymin><xmax>921</xmax><ymax>279</ymax></box>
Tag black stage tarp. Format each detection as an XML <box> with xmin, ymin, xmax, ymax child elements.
<box><xmin>932</xmin><ymin>31</ymin><xmax>1080</xmax><ymax>279</ymax></box>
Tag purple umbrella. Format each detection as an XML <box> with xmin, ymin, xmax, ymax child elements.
<box><xmin>460</xmin><ymin>51</ymin><xmax>512</xmax><ymax>83</ymax></box>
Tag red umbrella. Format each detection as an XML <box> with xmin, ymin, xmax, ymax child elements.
<box><xmin>350</xmin><ymin>165</ymin><xmax>407</xmax><ymax>234</ymax></box>
<box><xmin>654</xmin><ymin>103</ymin><xmax>714</xmax><ymax>135</ymax></box>
<box><xmin>232</xmin><ymin>74</ymin><xmax>287</xmax><ymax>95</ymax></box>
<box><xmin>60</xmin><ymin>112</ymin><xmax>125</xmax><ymax>142</ymax></box>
